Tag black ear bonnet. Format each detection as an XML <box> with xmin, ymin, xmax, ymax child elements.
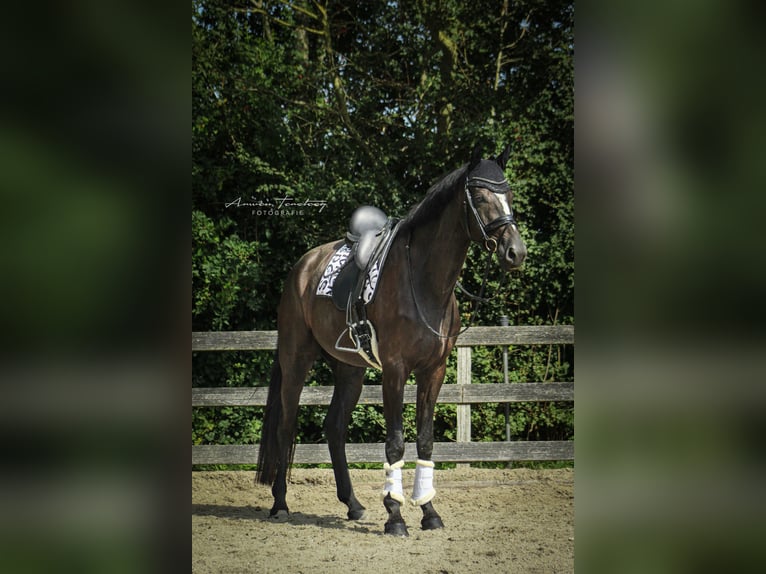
<box><xmin>465</xmin><ymin>159</ymin><xmax>511</xmax><ymax>194</ymax></box>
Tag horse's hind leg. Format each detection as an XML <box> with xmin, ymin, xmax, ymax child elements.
<box><xmin>269</xmin><ymin>335</ymin><xmax>318</xmax><ymax>517</ymax></box>
<box><xmin>324</xmin><ymin>359</ymin><xmax>366</xmax><ymax>520</ymax></box>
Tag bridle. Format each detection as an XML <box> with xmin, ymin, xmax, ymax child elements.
<box><xmin>407</xmin><ymin>168</ymin><xmax>519</xmax><ymax>339</ymax></box>
<box><xmin>463</xmin><ymin>175</ymin><xmax>516</xmax><ymax>253</ymax></box>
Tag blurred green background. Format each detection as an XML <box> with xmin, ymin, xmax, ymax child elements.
<box><xmin>1</xmin><ymin>0</ymin><xmax>764</xmax><ymax>572</ymax></box>
<box><xmin>577</xmin><ymin>0</ymin><xmax>766</xmax><ymax>572</ymax></box>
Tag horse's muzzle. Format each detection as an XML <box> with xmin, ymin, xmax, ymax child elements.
<box><xmin>501</xmin><ymin>242</ymin><xmax>527</xmax><ymax>270</ymax></box>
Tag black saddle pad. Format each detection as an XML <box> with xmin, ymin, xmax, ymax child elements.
<box><xmin>331</xmin><ymin>260</ymin><xmax>361</xmax><ymax>311</ymax></box>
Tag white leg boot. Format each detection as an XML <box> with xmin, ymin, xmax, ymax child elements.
<box><xmin>410</xmin><ymin>459</ymin><xmax>436</xmax><ymax>506</ymax></box>
<box><xmin>381</xmin><ymin>459</ymin><xmax>405</xmax><ymax>504</ymax></box>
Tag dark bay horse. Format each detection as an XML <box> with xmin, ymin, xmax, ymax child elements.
<box><xmin>256</xmin><ymin>144</ymin><xmax>526</xmax><ymax>536</ymax></box>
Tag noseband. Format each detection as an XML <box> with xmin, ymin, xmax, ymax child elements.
<box><xmin>464</xmin><ymin>175</ymin><xmax>516</xmax><ymax>252</ymax></box>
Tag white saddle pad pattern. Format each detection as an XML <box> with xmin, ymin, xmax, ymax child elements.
<box><xmin>316</xmin><ymin>244</ymin><xmax>380</xmax><ymax>304</ymax></box>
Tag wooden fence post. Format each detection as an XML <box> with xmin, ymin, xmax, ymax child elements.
<box><xmin>456</xmin><ymin>346</ymin><xmax>472</xmax><ymax>468</ymax></box>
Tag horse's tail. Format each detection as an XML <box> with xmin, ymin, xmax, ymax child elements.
<box><xmin>256</xmin><ymin>349</ymin><xmax>292</xmax><ymax>485</ymax></box>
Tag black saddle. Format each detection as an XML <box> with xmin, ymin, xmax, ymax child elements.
<box><xmin>331</xmin><ymin>206</ymin><xmax>398</xmax><ymax>311</ymax></box>
<box><xmin>331</xmin><ymin>205</ymin><xmax>401</xmax><ymax>370</ymax></box>
<box><xmin>347</xmin><ymin>205</ymin><xmax>388</xmax><ymax>268</ymax></box>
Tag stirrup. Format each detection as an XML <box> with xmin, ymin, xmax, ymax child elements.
<box><xmin>333</xmin><ymin>321</ymin><xmax>382</xmax><ymax>370</ymax></box>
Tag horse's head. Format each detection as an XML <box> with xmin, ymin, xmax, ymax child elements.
<box><xmin>464</xmin><ymin>144</ymin><xmax>527</xmax><ymax>271</ymax></box>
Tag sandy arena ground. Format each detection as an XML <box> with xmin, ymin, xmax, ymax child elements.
<box><xmin>192</xmin><ymin>467</ymin><xmax>573</xmax><ymax>573</ymax></box>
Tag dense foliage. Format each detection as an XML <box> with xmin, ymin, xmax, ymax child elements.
<box><xmin>192</xmin><ymin>0</ymin><xmax>574</xmax><ymax>461</ymax></box>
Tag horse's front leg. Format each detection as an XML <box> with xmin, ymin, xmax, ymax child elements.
<box><xmin>381</xmin><ymin>365</ymin><xmax>408</xmax><ymax>536</ymax></box>
<box><xmin>413</xmin><ymin>364</ymin><xmax>446</xmax><ymax>530</ymax></box>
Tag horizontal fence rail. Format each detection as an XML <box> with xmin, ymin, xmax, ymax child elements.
<box><xmin>192</xmin><ymin>325</ymin><xmax>574</xmax><ymax>465</ymax></box>
<box><xmin>191</xmin><ymin>325</ymin><xmax>574</xmax><ymax>351</ymax></box>
<box><xmin>193</xmin><ymin>442</ymin><xmax>575</xmax><ymax>466</ymax></box>
<box><xmin>192</xmin><ymin>383</ymin><xmax>573</xmax><ymax>407</ymax></box>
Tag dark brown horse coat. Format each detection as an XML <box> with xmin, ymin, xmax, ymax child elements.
<box><xmin>257</xmin><ymin>144</ymin><xmax>526</xmax><ymax>536</ymax></box>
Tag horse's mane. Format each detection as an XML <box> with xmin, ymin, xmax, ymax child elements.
<box><xmin>400</xmin><ymin>164</ymin><xmax>467</xmax><ymax>231</ymax></box>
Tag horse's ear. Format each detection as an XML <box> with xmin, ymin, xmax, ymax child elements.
<box><xmin>495</xmin><ymin>143</ymin><xmax>512</xmax><ymax>170</ymax></box>
<box><xmin>469</xmin><ymin>143</ymin><xmax>482</xmax><ymax>169</ymax></box>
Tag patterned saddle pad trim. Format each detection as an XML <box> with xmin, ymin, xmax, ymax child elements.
<box><xmin>316</xmin><ymin>244</ymin><xmax>380</xmax><ymax>304</ymax></box>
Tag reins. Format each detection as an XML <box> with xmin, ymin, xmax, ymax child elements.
<box><xmin>406</xmin><ymin>168</ymin><xmax>518</xmax><ymax>340</ymax></box>
<box><xmin>405</xmin><ymin>226</ymin><xmax>497</xmax><ymax>340</ymax></box>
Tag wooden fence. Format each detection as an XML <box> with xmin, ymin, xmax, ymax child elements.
<box><xmin>192</xmin><ymin>325</ymin><xmax>574</xmax><ymax>465</ymax></box>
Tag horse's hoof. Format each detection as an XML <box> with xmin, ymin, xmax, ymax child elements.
<box><xmin>347</xmin><ymin>507</ymin><xmax>366</xmax><ymax>521</ymax></box>
<box><xmin>384</xmin><ymin>521</ymin><xmax>409</xmax><ymax>537</ymax></box>
<box><xmin>269</xmin><ymin>508</ymin><xmax>289</xmax><ymax>521</ymax></box>
<box><xmin>421</xmin><ymin>515</ymin><xmax>444</xmax><ymax>530</ymax></box>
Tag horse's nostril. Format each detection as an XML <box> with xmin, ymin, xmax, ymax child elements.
<box><xmin>505</xmin><ymin>246</ymin><xmax>526</xmax><ymax>267</ymax></box>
